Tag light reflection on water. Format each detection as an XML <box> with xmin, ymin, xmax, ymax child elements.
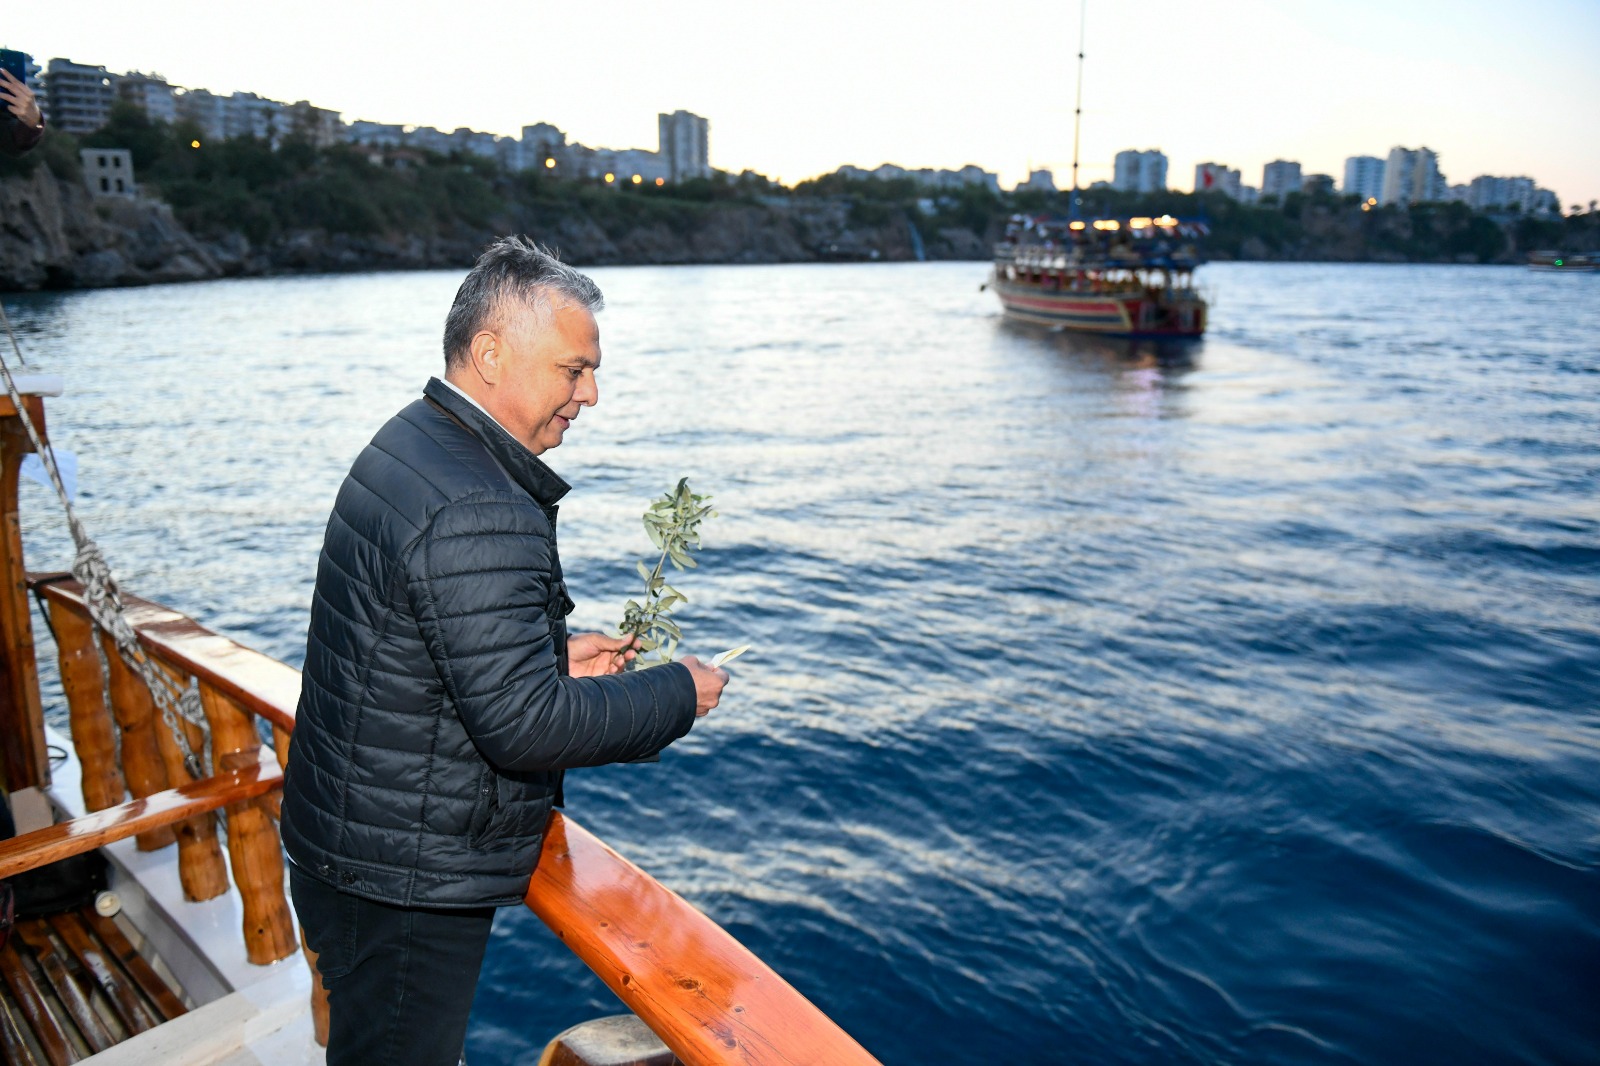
<box><xmin>5</xmin><ymin>262</ymin><xmax>1598</xmax><ymax>1064</ymax></box>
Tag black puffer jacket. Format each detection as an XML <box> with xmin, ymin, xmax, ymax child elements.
<box><xmin>282</xmin><ymin>378</ymin><xmax>697</xmax><ymax>908</ymax></box>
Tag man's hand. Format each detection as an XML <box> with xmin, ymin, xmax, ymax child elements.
<box><xmin>0</xmin><ymin>71</ymin><xmax>41</xmax><ymax>129</ymax></box>
<box><xmin>678</xmin><ymin>656</ymin><xmax>729</xmax><ymax>717</ymax></box>
<box><xmin>567</xmin><ymin>632</ymin><xmax>636</xmax><ymax>677</ymax></box>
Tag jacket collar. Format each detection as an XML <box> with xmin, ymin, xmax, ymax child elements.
<box><xmin>423</xmin><ymin>377</ymin><xmax>571</xmax><ymax>506</ymax></box>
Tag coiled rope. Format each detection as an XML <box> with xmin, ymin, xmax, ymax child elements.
<box><xmin>0</xmin><ymin>302</ymin><xmax>209</xmax><ymax>779</ymax></box>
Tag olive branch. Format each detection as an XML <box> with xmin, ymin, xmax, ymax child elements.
<box><xmin>618</xmin><ymin>478</ymin><xmax>716</xmax><ymax>670</ymax></box>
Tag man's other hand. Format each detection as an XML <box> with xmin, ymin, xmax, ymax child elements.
<box><xmin>678</xmin><ymin>656</ymin><xmax>729</xmax><ymax>717</ymax></box>
<box><xmin>567</xmin><ymin>632</ymin><xmax>636</xmax><ymax>676</ymax></box>
<box><xmin>0</xmin><ymin>71</ymin><xmax>41</xmax><ymax>129</ymax></box>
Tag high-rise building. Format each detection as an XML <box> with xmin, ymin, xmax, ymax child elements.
<box><xmin>1342</xmin><ymin>156</ymin><xmax>1385</xmax><ymax>202</ymax></box>
<box><xmin>1113</xmin><ymin>149</ymin><xmax>1168</xmax><ymax>193</ymax></box>
<box><xmin>1303</xmin><ymin>173</ymin><xmax>1336</xmax><ymax>197</ymax></box>
<box><xmin>42</xmin><ymin>58</ymin><xmax>117</xmax><ymax>135</ymax></box>
<box><xmin>1381</xmin><ymin>146</ymin><xmax>1446</xmax><ymax>206</ymax></box>
<box><xmin>117</xmin><ymin>72</ymin><xmax>178</xmax><ymax>125</ymax></box>
<box><xmin>286</xmin><ymin>101</ymin><xmax>343</xmax><ymax>147</ymax></box>
<box><xmin>176</xmin><ymin>88</ymin><xmax>228</xmax><ymax>142</ymax></box>
<box><xmin>1194</xmin><ymin>162</ymin><xmax>1242</xmax><ymax>200</ymax></box>
<box><xmin>1467</xmin><ymin>175</ymin><xmax>1560</xmax><ymax>215</ymax></box>
<box><xmin>347</xmin><ymin>120</ymin><xmax>405</xmax><ymax>148</ymax></box>
<box><xmin>1017</xmin><ymin>169</ymin><xmax>1056</xmax><ymax>193</ymax></box>
<box><xmin>658</xmin><ymin>110</ymin><xmax>710</xmax><ymax>182</ymax></box>
<box><xmin>1261</xmin><ymin>160</ymin><xmax>1302</xmax><ymax>199</ymax></box>
<box><xmin>226</xmin><ymin>92</ymin><xmax>286</xmax><ymax>143</ymax></box>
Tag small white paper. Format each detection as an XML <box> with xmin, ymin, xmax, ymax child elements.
<box><xmin>21</xmin><ymin>448</ymin><xmax>77</xmax><ymax>501</ymax></box>
<box><xmin>709</xmin><ymin>645</ymin><xmax>752</xmax><ymax>669</ymax></box>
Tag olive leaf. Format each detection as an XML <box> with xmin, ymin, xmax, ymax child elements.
<box><xmin>617</xmin><ymin>478</ymin><xmax>718</xmax><ymax>670</ymax></box>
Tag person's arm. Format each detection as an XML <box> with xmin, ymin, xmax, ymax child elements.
<box><xmin>407</xmin><ymin>494</ymin><xmax>700</xmax><ymax>771</ymax></box>
<box><xmin>0</xmin><ymin>71</ymin><xmax>43</xmax><ymax>155</ymax></box>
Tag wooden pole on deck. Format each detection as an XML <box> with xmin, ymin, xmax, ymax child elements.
<box><xmin>0</xmin><ymin>395</ymin><xmax>49</xmax><ymax>792</ymax></box>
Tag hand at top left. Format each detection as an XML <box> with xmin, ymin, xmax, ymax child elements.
<box><xmin>0</xmin><ymin>71</ymin><xmax>41</xmax><ymax>129</ymax></box>
<box><xmin>567</xmin><ymin>632</ymin><xmax>637</xmax><ymax>677</ymax></box>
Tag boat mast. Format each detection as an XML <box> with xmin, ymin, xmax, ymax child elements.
<box><xmin>1070</xmin><ymin>0</ymin><xmax>1086</xmax><ymax>216</ymax></box>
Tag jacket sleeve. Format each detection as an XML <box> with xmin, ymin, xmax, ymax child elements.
<box><xmin>405</xmin><ymin>493</ymin><xmax>698</xmax><ymax>771</ymax></box>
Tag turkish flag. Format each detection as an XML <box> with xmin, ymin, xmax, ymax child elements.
<box><xmin>1202</xmin><ymin>170</ymin><xmax>1214</xmax><ymax>188</ymax></box>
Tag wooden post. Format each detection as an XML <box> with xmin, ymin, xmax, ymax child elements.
<box><xmin>49</xmin><ymin>602</ymin><xmax>126</xmax><ymax>811</ymax></box>
<box><xmin>273</xmin><ymin>722</ymin><xmax>330</xmax><ymax>1045</ymax></box>
<box><xmin>99</xmin><ymin>630</ymin><xmax>177</xmax><ymax>850</ymax></box>
<box><xmin>143</xmin><ymin>660</ymin><xmax>229</xmax><ymax>902</ymax></box>
<box><xmin>199</xmin><ymin>682</ymin><xmax>295</xmax><ymax>964</ymax></box>
<box><xmin>0</xmin><ymin>395</ymin><xmax>48</xmax><ymax>792</ymax></box>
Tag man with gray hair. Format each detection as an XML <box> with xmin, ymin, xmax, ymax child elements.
<box><xmin>282</xmin><ymin>236</ymin><xmax>728</xmax><ymax>1066</ymax></box>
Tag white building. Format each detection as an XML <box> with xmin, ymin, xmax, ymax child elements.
<box><xmin>1342</xmin><ymin>155</ymin><xmax>1386</xmax><ymax>202</ymax></box>
<box><xmin>1016</xmin><ymin>169</ymin><xmax>1056</xmax><ymax>193</ymax></box>
<box><xmin>226</xmin><ymin>92</ymin><xmax>286</xmax><ymax>143</ymax></box>
<box><xmin>1381</xmin><ymin>146</ymin><xmax>1446</xmax><ymax>206</ymax></box>
<box><xmin>287</xmin><ymin>101</ymin><xmax>343</xmax><ymax>146</ymax></box>
<box><xmin>832</xmin><ymin>163</ymin><xmax>999</xmax><ymax>192</ymax></box>
<box><xmin>1467</xmin><ymin>175</ymin><xmax>1560</xmax><ymax>215</ymax></box>
<box><xmin>347</xmin><ymin>120</ymin><xmax>405</xmax><ymax>148</ymax></box>
<box><xmin>1261</xmin><ymin>160</ymin><xmax>1302</xmax><ymax>200</ymax></box>
<box><xmin>117</xmin><ymin>72</ymin><xmax>178</xmax><ymax>125</ymax></box>
<box><xmin>43</xmin><ymin>59</ymin><xmax>117</xmax><ymax>135</ymax></box>
<box><xmin>80</xmin><ymin>148</ymin><xmax>135</xmax><ymax>198</ymax></box>
<box><xmin>1194</xmin><ymin>161</ymin><xmax>1242</xmax><ymax>200</ymax></box>
<box><xmin>407</xmin><ymin>126</ymin><xmax>454</xmax><ymax>155</ymax></box>
<box><xmin>659</xmin><ymin>110</ymin><xmax>711</xmax><ymax>182</ymax></box>
<box><xmin>176</xmin><ymin>89</ymin><xmax>229</xmax><ymax>142</ymax></box>
<box><xmin>1113</xmin><ymin>149</ymin><xmax>1168</xmax><ymax>193</ymax></box>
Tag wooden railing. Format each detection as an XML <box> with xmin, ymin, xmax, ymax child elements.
<box><xmin>3</xmin><ymin>592</ymin><xmax>879</xmax><ymax>1064</ymax></box>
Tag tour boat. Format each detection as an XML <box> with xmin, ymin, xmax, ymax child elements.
<box><xmin>988</xmin><ymin>214</ymin><xmax>1209</xmax><ymax>337</ymax></box>
<box><xmin>1527</xmin><ymin>250</ymin><xmax>1600</xmax><ymax>272</ymax></box>
<box><xmin>0</xmin><ymin>375</ymin><xmax>880</xmax><ymax>1065</ymax></box>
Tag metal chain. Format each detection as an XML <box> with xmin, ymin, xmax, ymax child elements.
<box><xmin>0</xmin><ymin>301</ymin><xmax>209</xmax><ymax>779</ymax></box>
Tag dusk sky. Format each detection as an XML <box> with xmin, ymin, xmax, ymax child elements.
<box><xmin>10</xmin><ymin>0</ymin><xmax>1599</xmax><ymax>205</ymax></box>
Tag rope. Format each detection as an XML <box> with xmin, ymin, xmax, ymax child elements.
<box><xmin>0</xmin><ymin>301</ymin><xmax>209</xmax><ymax>780</ymax></box>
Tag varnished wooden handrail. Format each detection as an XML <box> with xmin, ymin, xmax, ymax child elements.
<box><xmin>527</xmin><ymin>813</ymin><xmax>881</xmax><ymax>1066</ymax></box>
<box><xmin>0</xmin><ymin>747</ymin><xmax>282</xmax><ymax>880</ymax></box>
<box><xmin>25</xmin><ymin>581</ymin><xmax>881</xmax><ymax>1064</ymax></box>
<box><xmin>31</xmin><ymin>578</ymin><xmax>301</xmax><ymax>733</ymax></box>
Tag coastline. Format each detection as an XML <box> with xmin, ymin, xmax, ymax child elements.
<box><xmin>2</xmin><ymin>163</ymin><xmax>1591</xmax><ymax>293</ymax></box>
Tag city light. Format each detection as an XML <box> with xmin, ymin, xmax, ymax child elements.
<box><xmin>604</xmin><ymin>173</ymin><xmax>615</xmax><ymax>184</ymax></box>
<box><xmin>190</xmin><ymin>140</ymin><xmax>200</xmax><ymax>148</ymax></box>
<box><xmin>1129</xmin><ymin>216</ymin><xmax>1154</xmax><ymax>229</ymax></box>
<box><xmin>1154</xmin><ymin>215</ymin><xmax>1178</xmax><ymax>227</ymax></box>
<box><xmin>655</xmin><ymin>178</ymin><xmax>665</xmax><ymax>186</ymax></box>
<box><xmin>631</xmin><ymin>174</ymin><xmax>642</xmax><ymax>184</ymax></box>
<box><xmin>1069</xmin><ymin>220</ymin><xmax>1086</xmax><ymax>231</ymax></box>
<box><xmin>544</xmin><ymin>158</ymin><xmax>555</xmax><ymax>169</ymax></box>
<box><xmin>1093</xmin><ymin>219</ymin><xmax>1120</xmax><ymax>231</ymax></box>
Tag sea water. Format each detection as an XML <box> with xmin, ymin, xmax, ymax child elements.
<box><xmin>7</xmin><ymin>262</ymin><xmax>1598</xmax><ymax>1064</ymax></box>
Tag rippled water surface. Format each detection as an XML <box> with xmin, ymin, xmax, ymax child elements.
<box><xmin>6</xmin><ymin>262</ymin><xmax>1598</xmax><ymax>1064</ymax></box>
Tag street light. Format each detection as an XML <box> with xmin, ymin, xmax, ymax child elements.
<box><xmin>631</xmin><ymin>174</ymin><xmax>642</xmax><ymax>184</ymax></box>
<box><xmin>544</xmin><ymin>158</ymin><xmax>555</xmax><ymax>169</ymax></box>
<box><xmin>604</xmin><ymin>172</ymin><xmax>615</xmax><ymax>184</ymax></box>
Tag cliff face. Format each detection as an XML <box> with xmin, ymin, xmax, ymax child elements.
<box><xmin>1</xmin><ymin>167</ymin><xmax>978</xmax><ymax>290</ymax></box>
<box><xmin>0</xmin><ymin>167</ymin><xmax>224</xmax><ymax>288</ymax></box>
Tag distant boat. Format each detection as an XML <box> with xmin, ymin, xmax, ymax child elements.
<box><xmin>988</xmin><ymin>215</ymin><xmax>1209</xmax><ymax>336</ymax></box>
<box><xmin>1528</xmin><ymin>250</ymin><xmax>1600</xmax><ymax>272</ymax></box>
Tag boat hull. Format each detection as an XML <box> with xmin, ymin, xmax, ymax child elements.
<box><xmin>991</xmin><ymin>277</ymin><xmax>1205</xmax><ymax>337</ymax></box>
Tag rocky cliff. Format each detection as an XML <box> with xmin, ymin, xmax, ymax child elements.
<box><xmin>1</xmin><ymin>166</ymin><xmax>980</xmax><ymax>291</ymax></box>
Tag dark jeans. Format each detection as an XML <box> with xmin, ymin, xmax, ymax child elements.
<box><xmin>291</xmin><ymin>865</ymin><xmax>496</xmax><ymax>1066</ymax></box>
